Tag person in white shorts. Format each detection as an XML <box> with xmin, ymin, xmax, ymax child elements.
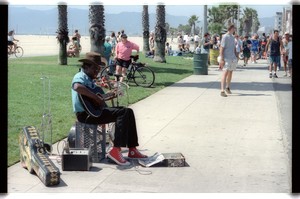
<box><xmin>219</xmin><ymin>24</ymin><xmax>238</xmax><ymax>97</ymax></box>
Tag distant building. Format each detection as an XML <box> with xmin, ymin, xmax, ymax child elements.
<box><xmin>274</xmin><ymin>12</ymin><xmax>283</xmax><ymax>33</ymax></box>
<box><xmin>273</xmin><ymin>6</ymin><xmax>292</xmax><ymax>35</ymax></box>
<box><xmin>282</xmin><ymin>6</ymin><xmax>292</xmax><ymax>35</ymax></box>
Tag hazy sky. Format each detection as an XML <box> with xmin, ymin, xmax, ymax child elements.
<box><xmin>17</xmin><ymin>4</ymin><xmax>289</xmax><ymax>19</ymax></box>
<box><xmin>8</xmin><ymin>0</ymin><xmax>294</xmax><ymax>19</ymax></box>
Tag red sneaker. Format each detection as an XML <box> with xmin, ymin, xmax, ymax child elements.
<box><xmin>128</xmin><ymin>147</ymin><xmax>148</xmax><ymax>159</ymax></box>
<box><xmin>107</xmin><ymin>147</ymin><xmax>130</xmax><ymax>166</ymax></box>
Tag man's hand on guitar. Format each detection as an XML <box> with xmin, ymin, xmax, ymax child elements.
<box><xmin>104</xmin><ymin>89</ymin><xmax>118</xmax><ymax>100</ymax></box>
<box><xmin>94</xmin><ymin>94</ymin><xmax>106</xmax><ymax>107</ymax></box>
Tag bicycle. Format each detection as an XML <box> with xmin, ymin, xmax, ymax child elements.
<box><xmin>99</xmin><ymin>55</ymin><xmax>155</xmax><ymax>88</ymax></box>
<box><xmin>8</xmin><ymin>41</ymin><xmax>24</xmax><ymax>58</ymax></box>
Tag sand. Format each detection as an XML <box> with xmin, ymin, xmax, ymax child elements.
<box><xmin>12</xmin><ymin>35</ymin><xmax>183</xmax><ymax>57</ymax></box>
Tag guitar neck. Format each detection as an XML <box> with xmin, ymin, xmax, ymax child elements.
<box><xmin>101</xmin><ymin>92</ymin><xmax>114</xmax><ymax>100</ymax></box>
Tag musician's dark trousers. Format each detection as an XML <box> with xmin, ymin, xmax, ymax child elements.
<box><xmin>76</xmin><ymin>107</ymin><xmax>139</xmax><ymax>148</ymax></box>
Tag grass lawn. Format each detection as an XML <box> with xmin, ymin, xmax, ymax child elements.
<box><xmin>8</xmin><ymin>53</ymin><xmax>193</xmax><ymax>166</ymax></box>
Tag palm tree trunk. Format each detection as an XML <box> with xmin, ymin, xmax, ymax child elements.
<box><xmin>142</xmin><ymin>5</ymin><xmax>150</xmax><ymax>53</ymax></box>
<box><xmin>89</xmin><ymin>3</ymin><xmax>105</xmax><ymax>55</ymax></box>
<box><xmin>153</xmin><ymin>5</ymin><xmax>166</xmax><ymax>63</ymax></box>
<box><xmin>57</xmin><ymin>4</ymin><xmax>69</xmax><ymax>65</ymax></box>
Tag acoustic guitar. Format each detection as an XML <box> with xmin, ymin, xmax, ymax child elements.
<box><xmin>79</xmin><ymin>85</ymin><xmax>115</xmax><ymax>117</ymax></box>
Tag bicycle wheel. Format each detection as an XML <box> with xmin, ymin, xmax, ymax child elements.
<box><xmin>8</xmin><ymin>46</ymin><xmax>11</xmax><ymax>58</ymax></box>
<box><xmin>133</xmin><ymin>66</ymin><xmax>155</xmax><ymax>87</ymax></box>
<box><xmin>15</xmin><ymin>46</ymin><xmax>24</xmax><ymax>58</ymax></box>
<box><xmin>99</xmin><ymin>65</ymin><xmax>116</xmax><ymax>81</ymax></box>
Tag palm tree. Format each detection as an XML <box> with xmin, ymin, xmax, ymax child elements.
<box><xmin>89</xmin><ymin>3</ymin><xmax>105</xmax><ymax>55</ymax></box>
<box><xmin>57</xmin><ymin>4</ymin><xmax>69</xmax><ymax>65</ymax></box>
<box><xmin>251</xmin><ymin>10</ymin><xmax>260</xmax><ymax>33</ymax></box>
<box><xmin>220</xmin><ymin>4</ymin><xmax>239</xmax><ymax>25</ymax></box>
<box><xmin>153</xmin><ymin>4</ymin><xmax>166</xmax><ymax>63</ymax></box>
<box><xmin>240</xmin><ymin>7</ymin><xmax>259</xmax><ymax>36</ymax></box>
<box><xmin>188</xmin><ymin>15</ymin><xmax>199</xmax><ymax>35</ymax></box>
<box><xmin>142</xmin><ymin>5</ymin><xmax>150</xmax><ymax>53</ymax></box>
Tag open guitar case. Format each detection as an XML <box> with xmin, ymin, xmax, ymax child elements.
<box><xmin>19</xmin><ymin>126</ymin><xmax>60</xmax><ymax>186</ymax></box>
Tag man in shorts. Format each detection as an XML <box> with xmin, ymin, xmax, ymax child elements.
<box><xmin>219</xmin><ymin>24</ymin><xmax>237</xmax><ymax>97</ymax></box>
<box><xmin>265</xmin><ymin>30</ymin><xmax>284</xmax><ymax>78</ymax></box>
<box><xmin>114</xmin><ymin>34</ymin><xmax>139</xmax><ymax>82</ymax></box>
<box><xmin>242</xmin><ymin>35</ymin><xmax>251</xmax><ymax>66</ymax></box>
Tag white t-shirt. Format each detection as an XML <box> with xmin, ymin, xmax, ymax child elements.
<box><xmin>183</xmin><ymin>35</ymin><xmax>188</xmax><ymax>42</ymax></box>
<box><xmin>8</xmin><ymin>35</ymin><xmax>14</xmax><ymax>41</ymax></box>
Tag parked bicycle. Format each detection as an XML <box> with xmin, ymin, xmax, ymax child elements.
<box><xmin>99</xmin><ymin>55</ymin><xmax>155</xmax><ymax>87</ymax></box>
<box><xmin>8</xmin><ymin>41</ymin><xmax>24</xmax><ymax>58</ymax></box>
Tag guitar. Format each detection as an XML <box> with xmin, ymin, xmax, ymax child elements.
<box><xmin>79</xmin><ymin>85</ymin><xmax>115</xmax><ymax>117</ymax></box>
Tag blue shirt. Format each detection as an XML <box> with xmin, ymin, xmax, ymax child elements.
<box><xmin>251</xmin><ymin>39</ymin><xmax>259</xmax><ymax>52</ymax></box>
<box><xmin>71</xmin><ymin>70</ymin><xmax>98</xmax><ymax>113</ymax></box>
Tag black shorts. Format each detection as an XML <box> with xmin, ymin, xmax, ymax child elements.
<box><xmin>116</xmin><ymin>58</ymin><xmax>131</xmax><ymax>68</ymax></box>
<box><xmin>8</xmin><ymin>41</ymin><xmax>14</xmax><ymax>45</ymax></box>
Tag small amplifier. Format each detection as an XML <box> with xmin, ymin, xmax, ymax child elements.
<box><xmin>62</xmin><ymin>148</ymin><xmax>92</xmax><ymax>171</ymax></box>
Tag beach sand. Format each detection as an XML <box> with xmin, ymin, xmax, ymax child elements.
<box><xmin>13</xmin><ymin>35</ymin><xmax>182</xmax><ymax>57</ymax></box>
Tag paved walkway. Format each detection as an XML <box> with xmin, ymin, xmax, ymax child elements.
<box><xmin>7</xmin><ymin>59</ymin><xmax>291</xmax><ymax>194</ymax></box>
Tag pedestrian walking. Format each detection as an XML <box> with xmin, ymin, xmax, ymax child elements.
<box><xmin>242</xmin><ymin>35</ymin><xmax>252</xmax><ymax>67</ymax></box>
<box><xmin>282</xmin><ymin>32</ymin><xmax>290</xmax><ymax>76</ymax></box>
<box><xmin>260</xmin><ymin>33</ymin><xmax>267</xmax><ymax>59</ymax></box>
<box><xmin>287</xmin><ymin>34</ymin><xmax>292</xmax><ymax>78</ymax></box>
<box><xmin>250</xmin><ymin>34</ymin><xmax>259</xmax><ymax>63</ymax></box>
<box><xmin>104</xmin><ymin>36</ymin><xmax>112</xmax><ymax>64</ymax></box>
<box><xmin>111</xmin><ymin>32</ymin><xmax>118</xmax><ymax>56</ymax></box>
<box><xmin>265</xmin><ymin>30</ymin><xmax>284</xmax><ymax>78</ymax></box>
<box><xmin>235</xmin><ymin>34</ymin><xmax>243</xmax><ymax>67</ymax></box>
<box><xmin>219</xmin><ymin>24</ymin><xmax>237</xmax><ymax>97</ymax></box>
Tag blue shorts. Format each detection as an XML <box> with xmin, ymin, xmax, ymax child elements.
<box><xmin>269</xmin><ymin>55</ymin><xmax>280</xmax><ymax>65</ymax></box>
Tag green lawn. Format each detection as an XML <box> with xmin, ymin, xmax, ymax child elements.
<box><xmin>8</xmin><ymin>54</ymin><xmax>193</xmax><ymax>166</ymax></box>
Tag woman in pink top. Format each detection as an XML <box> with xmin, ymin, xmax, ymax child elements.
<box><xmin>114</xmin><ymin>34</ymin><xmax>139</xmax><ymax>82</ymax></box>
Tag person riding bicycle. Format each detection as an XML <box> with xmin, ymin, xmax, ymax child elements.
<box><xmin>8</xmin><ymin>30</ymin><xmax>19</xmax><ymax>54</ymax></box>
<box><xmin>71</xmin><ymin>52</ymin><xmax>148</xmax><ymax>166</ymax></box>
<box><xmin>114</xmin><ymin>34</ymin><xmax>139</xmax><ymax>82</ymax></box>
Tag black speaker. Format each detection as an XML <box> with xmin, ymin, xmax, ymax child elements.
<box><xmin>62</xmin><ymin>148</ymin><xmax>92</xmax><ymax>171</ymax></box>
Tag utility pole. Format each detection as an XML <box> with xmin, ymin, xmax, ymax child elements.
<box><xmin>237</xmin><ymin>5</ymin><xmax>240</xmax><ymax>34</ymax></box>
<box><xmin>203</xmin><ymin>5</ymin><xmax>207</xmax><ymax>36</ymax></box>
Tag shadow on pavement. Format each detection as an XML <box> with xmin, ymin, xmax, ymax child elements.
<box><xmin>171</xmin><ymin>81</ymin><xmax>291</xmax><ymax>92</ymax></box>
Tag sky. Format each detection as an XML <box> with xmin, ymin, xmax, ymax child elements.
<box><xmin>6</xmin><ymin>0</ymin><xmax>295</xmax><ymax>18</ymax></box>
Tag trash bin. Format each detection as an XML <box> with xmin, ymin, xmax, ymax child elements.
<box><xmin>209</xmin><ymin>49</ymin><xmax>219</xmax><ymax>65</ymax></box>
<box><xmin>193</xmin><ymin>53</ymin><xmax>208</xmax><ymax>75</ymax></box>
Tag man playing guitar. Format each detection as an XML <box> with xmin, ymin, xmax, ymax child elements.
<box><xmin>71</xmin><ymin>52</ymin><xmax>148</xmax><ymax>166</ymax></box>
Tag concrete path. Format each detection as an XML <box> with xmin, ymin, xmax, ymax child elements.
<box><xmin>7</xmin><ymin>59</ymin><xmax>291</xmax><ymax>194</ymax></box>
